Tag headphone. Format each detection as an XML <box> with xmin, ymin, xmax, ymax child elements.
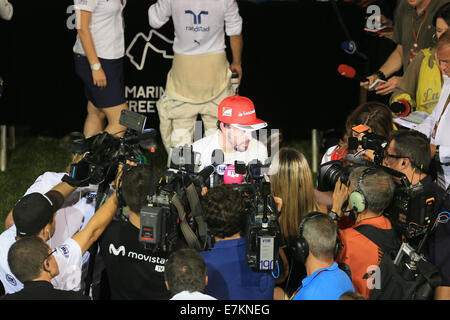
<box><xmin>291</xmin><ymin>212</ymin><xmax>342</xmax><ymax>264</ymax></box>
<box><xmin>348</xmin><ymin>166</ymin><xmax>379</xmax><ymax>214</ymax></box>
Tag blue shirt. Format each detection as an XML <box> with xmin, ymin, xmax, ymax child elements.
<box><xmin>201</xmin><ymin>238</ymin><xmax>275</xmax><ymax>300</ymax></box>
<box><xmin>292</xmin><ymin>262</ymin><xmax>354</xmax><ymax>300</ymax></box>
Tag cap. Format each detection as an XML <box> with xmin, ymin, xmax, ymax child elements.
<box><xmin>13</xmin><ymin>191</ymin><xmax>64</xmax><ymax>237</ymax></box>
<box><xmin>218</xmin><ymin>95</ymin><xmax>267</xmax><ymax>131</ymax></box>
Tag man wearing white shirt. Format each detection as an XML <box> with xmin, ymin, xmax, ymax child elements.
<box><xmin>415</xmin><ymin>29</ymin><xmax>450</xmax><ymax>190</ymax></box>
<box><xmin>0</xmin><ymin>180</ymin><xmax>118</xmax><ymax>296</ymax></box>
<box><xmin>191</xmin><ymin>95</ymin><xmax>268</xmax><ymax>171</ymax></box>
<box><xmin>148</xmin><ymin>0</ymin><xmax>244</xmax><ymax>152</ymax></box>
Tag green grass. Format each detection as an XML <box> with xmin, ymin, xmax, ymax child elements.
<box><xmin>0</xmin><ymin>137</ymin><xmax>72</xmax><ymax>230</ymax></box>
<box><xmin>0</xmin><ymin>135</ymin><xmax>314</xmax><ymax>231</ymax></box>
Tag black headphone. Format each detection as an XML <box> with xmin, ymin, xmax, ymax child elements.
<box><xmin>291</xmin><ymin>212</ymin><xmax>342</xmax><ymax>264</ymax></box>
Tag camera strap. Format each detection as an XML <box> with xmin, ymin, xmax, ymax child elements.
<box><xmin>185</xmin><ymin>183</ymin><xmax>208</xmax><ymax>246</ymax></box>
<box><xmin>170</xmin><ymin>193</ymin><xmax>202</xmax><ymax>251</ymax></box>
<box><xmin>353</xmin><ymin>224</ymin><xmax>401</xmax><ymax>256</ymax></box>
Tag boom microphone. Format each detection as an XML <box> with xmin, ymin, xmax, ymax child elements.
<box><xmin>338</xmin><ymin>64</ymin><xmax>368</xmax><ymax>83</ymax></box>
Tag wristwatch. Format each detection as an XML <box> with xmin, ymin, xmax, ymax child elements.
<box><xmin>375</xmin><ymin>70</ymin><xmax>387</xmax><ymax>81</ymax></box>
<box><xmin>91</xmin><ymin>62</ymin><xmax>101</xmax><ymax>71</ymax></box>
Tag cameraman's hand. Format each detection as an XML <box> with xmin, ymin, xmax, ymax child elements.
<box><xmin>92</xmin><ymin>68</ymin><xmax>107</xmax><ymax>88</ymax></box>
<box><xmin>431</xmin><ymin>144</ymin><xmax>438</xmax><ymax>159</ymax></box>
<box><xmin>273</xmin><ymin>196</ymin><xmax>283</xmax><ymax>213</ymax></box>
<box><xmin>360</xmin><ymin>74</ymin><xmax>377</xmax><ymax>90</ymax></box>
<box><xmin>331</xmin><ymin>179</ymin><xmax>349</xmax><ymax>217</ymax></box>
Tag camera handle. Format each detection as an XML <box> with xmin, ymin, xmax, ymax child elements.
<box><xmin>416</xmin><ymin>184</ymin><xmax>450</xmax><ymax>254</ymax></box>
<box><xmin>83</xmin><ymin>180</ymin><xmax>111</xmax><ymax>296</ymax></box>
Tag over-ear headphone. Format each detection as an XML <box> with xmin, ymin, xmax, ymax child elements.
<box><xmin>348</xmin><ymin>167</ymin><xmax>378</xmax><ymax>214</ymax></box>
<box><xmin>291</xmin><ymin>212</ymin><xmax>341</xmax><ymax>264</ymax></box>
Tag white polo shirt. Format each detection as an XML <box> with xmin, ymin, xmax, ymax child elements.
<box><xmin>73</xmin><ymin>0</ymin><xmax>127</xmax><ymax>59</ymax></box>
<box><xmin>191</xmin><ymin>130</ymin><xmax>268</xmax><ymax>170</ymax></box>
<box><xmin>148</xmin><ymin>0</ymin><xmax>242</xmax><ymax>55</ymax></box>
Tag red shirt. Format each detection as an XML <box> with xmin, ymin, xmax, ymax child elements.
<box><xmin>336</xmin><ymin>215</ymin><xmax>392</xmax><ymax>298</ymax></box>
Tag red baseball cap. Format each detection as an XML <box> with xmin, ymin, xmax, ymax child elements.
<box><xmin>218</xmin><ymin>95</ymin><xmax>267</xmax><ymax>131</ymax></box>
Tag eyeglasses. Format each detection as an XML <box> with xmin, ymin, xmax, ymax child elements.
<box><xmin>43</xmin><ymin>249</ymin><xmax>57</xmax><ymax>262</ymax></box>
<box><xmin>385</xmin><ymin>153</ymin><xmax>408</xmax><ymax>160</ymax></box>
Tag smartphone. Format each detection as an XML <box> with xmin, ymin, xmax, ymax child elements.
<box><xmin>369</xmin><ymin>79</ymin><xmax>386</xmax><ymax>91</ymax></box>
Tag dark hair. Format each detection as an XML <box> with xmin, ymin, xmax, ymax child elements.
<box><xmin>217</xmin><ymin>120</ymin><xmax>231</xmax><ymax>131</ymax></box>
<box><xmin>390</xmin><ymin>129</ymin><xmax>431</xmax><ymax>172</ymax></box>
<box><xmin>164</xmin><ymin>248</ymin><xmax>207</xmax><ymax>295</ymax></box>
<box><xmin>433</xmin><ymin>2</ymin><xmax>450</xmax><ymax>26</ymax></box>
<box><xmin>121</xmin><ymin>164</ymin><xmax>155</xmax><ymax>214</ymax></box>
<box><xmin>201</xmin><ymin>184</ymin><xmax>247</xmax><ymax>238</ymax></box>
<box><xmin>437</xmin><ymin>29</ymin><xmax>450</xmax><ymax>50</ymax></box>
<box><xmin>8</xmin><ymin>236</ymin><xmax>49</xmax><ymax>283</ymax></box>
<box><xmin>341</xmin><ymin>101</ymin><xmax>394</xmax><ymax>152</ymax></box>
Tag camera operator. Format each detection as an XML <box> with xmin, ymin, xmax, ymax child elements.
<box><xmin>4</xmin><ymin>155</ymin><xmax>96</xmax><ymax>245</ymax></box>
<box><xmin>290</xmin><ymin>212</ymin><xmax>354</xmax><ymax>300</ymax></box>
<box><xmin>384</xmin><ymin>129</ymin><xmax>450</xmax><ymax>299</ymax></box>
<box><xmin>191</xmin><ymin>95</ymin><xmax>268</xmax><ymax>170</ymax></box>
<box><xmin>1</xmin><ymin>237</ymin><xmax>89</xmax><ymax>300</ymax></box>
<box><xmin>331</xmin><ymin>166</ymin><xmax>398</xmax><ymax>299</ymax></box>
<box><xmin>98</xmin><ymin>164</ymin><xmax>172</xmax><ymax>300</ymax></box>
<box><xmin>200</xmin><ymin>184</ymin><xmax>275</xmax><ymax>300</ymax></box>
<box><xmin>0</xmin><ymin>178</ymin><xmax>119</xmax><ymax>295</ymax></box>
<box><xmin>164</xmin><ymin>248</ymin><xmax>216</xmax><ymax>300</ymax></box>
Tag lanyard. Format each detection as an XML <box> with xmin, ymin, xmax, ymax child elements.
<box><xmin>432</xmin><ymin>95</ymin><xmax>450</xmax><ymax>139</ymax></box>
<box><xmin>412</xmin><ymin>11</ymin><xmax>429</xmax><ymax>48</ymax></box>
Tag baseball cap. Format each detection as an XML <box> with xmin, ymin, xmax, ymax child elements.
<box><xmin>13</xmin><ymin>191</ymin><xmax>64</xmax><ymax>237</ymax></box>
<box><xmin>218</xmin><ymin>95</ymin><xmax>267</xmax><ymax>131</ymax></box>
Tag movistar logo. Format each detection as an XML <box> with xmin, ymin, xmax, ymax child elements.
<box><xmin>109</xmin><ymin>244</ymin><xmax>126</xmax><ymax>256</ymax></box>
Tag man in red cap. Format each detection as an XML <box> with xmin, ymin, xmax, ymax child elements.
<box><xmin>191</xmin><ymin>95</ymin><xmax>269</xmax><ymax>170</ymax></box>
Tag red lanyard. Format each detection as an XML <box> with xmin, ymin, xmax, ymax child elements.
<box><xmin>412</xmin><ymin>11</ymin><xmax>429</xmax><ymax>48</ymax></box>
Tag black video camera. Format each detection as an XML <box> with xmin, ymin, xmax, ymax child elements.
<box><xmin>138</xmin><ymin>145</ymin><xmax>212</xmax><ymax>253</ymax></box>
<box><xmin>228</xmin><ymin>161</ymin><xmax>283</xmax><ymax>273</ymax></box>
<box><xmin>66</xmin><ymin>110</ymin><xmax>157</xmax><ymax>188</ymax></box>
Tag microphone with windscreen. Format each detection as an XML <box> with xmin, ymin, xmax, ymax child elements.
<box><xmin>337</xmin><ymin>64</ymin><xmax>368</xmax><ymax>83</ymax></box>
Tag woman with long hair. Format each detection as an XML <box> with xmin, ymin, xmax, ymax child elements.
<box><xmin>270</xmin><ymin>147</ymin><xmax>325</xmax><ymax>297</ymax></box>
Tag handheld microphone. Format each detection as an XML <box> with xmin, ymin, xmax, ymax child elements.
<box><xmin>223</xmin><ymin>165</ymin><xmax>243</xmax><ymax>185</ymax></box>
<box><xmin>390</xmin><ymin>99</ymin><xmax>411</xmax><ymax>117</ymax></box>
<box><xmin>211</xmin><ymin>149</ymin><xmax>224</xmax><ymax>166</ymax></box>
<box><xmin>338</xmin><ymin>64</ymin><xmax>368</xmax><ymax>83</ymax></box>
<box><xmin>341</xmin><ymin>40</ymin><xmax>356</xmax><ymax>54</ymax></box>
